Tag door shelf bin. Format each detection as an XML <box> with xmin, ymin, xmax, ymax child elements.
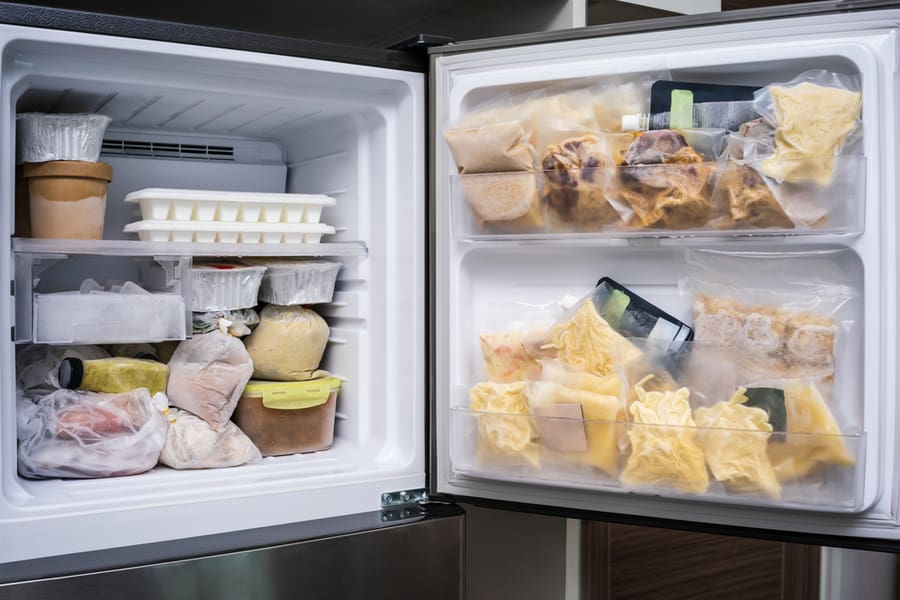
<box><xmin>449</xmin><ymin>407</ymin><xmax>866</xmax><ymax>512</ymax></box>
<box><xmin>451</xmin><ymin>156</ymin><xmax>866</xmax><ymax>241</ymax></box>
<box><xmin>14</xmin><ymin>251</ymin><xmax>192</xmax><ymax>344</ymax></box>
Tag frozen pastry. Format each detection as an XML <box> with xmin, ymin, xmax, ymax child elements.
<box><xmin>761</xmin><ymin>82</ymin><xmax>861</xmax><ymax>185</ymax></box>
<box><xmin>525</xmin><ymin>376</ymin><xmax>624</xmax><ymax>476</ymax></box>
<box><xmin>615</xmin><ymin>130</ymin><xmax>714</xmax><ymax>229</ymax></box>
<box><xmin>545</xmin><ymin>300</ymin><xmax>642</xmax><ymax>378</ymax></box>
<box><xmin>620</xmin><ymin>375</ymin><xmax>709</xmax><ymax>494</ymax></box>
<box><xmin>714</xmin><ymin>163</ymin><xmax>794</xmax><ymax>229</ymax></box>
<box><xmin>469</xmin><ymin>382</ymin><xmax>540</xmax><ymax>467</ymax></box>
<box><xmin>479</xmin><ymin>330</ymin><xmax>548</xmax><ymax>383</ymax></box>
<box><xmin>694</xmin><ymin>388</ymin><xmax>781</xmax><ymax>498</ymax></box>
<box><xmin>541</xmin><ymin>135</ymin><xmax>620</xmax><ymax>230</ymax></box>
<box><xmin>444</xmin><ymin>121</ymin><xmax>535</xmax><ymax>174</ymax></box>
<box><xmin>461</xmin><ymin>172</ymin><xmax>544</xmax><ymax>230</ymax></box>
<box><xmin>767</xmin><ymin>380</ymin><xmax>855</xmax><ymax>481</ymax></box>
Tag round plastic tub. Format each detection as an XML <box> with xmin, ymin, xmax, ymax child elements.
<box><xmin>24</xmin><ymin>160</ymin><xmax>113</xmax><ymax>239</ymax></box>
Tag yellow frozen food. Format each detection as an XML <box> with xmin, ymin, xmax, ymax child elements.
<box><xmin>621</xmin><ymin>376</ymin><xmax>709</xmax><ymax>494</ymax></box>
<box><xmin>762</xmin><ymin>82</ymin><xmax>861</xmax><ymax>185</ymax></box>
<box><xmin>469</xmin><ymin>382</ymin><xmax>540</xmax><ymax>467</ymax></box>
<box><xmin>767</xmin><ymin>380</ymin><xmax>855</xmax><ymax>481</ymax></box>
<box><xmin>545</xmin><ymin>300</ymin><xmax>642</xmax><ymax>378</ymax></box>
<box><xmin>539</xmin><ymin>359</ymin><xmax>623</xmax><ymax>397</ymax></box>
<box><xmin>525</xmin><ymin>379</ymin><xmax>624</xmax><ymax>476</ymax></box>
<box><xmin>694</xmin><ymin>388</ymin><xmax>781</xmax><ymax>498</ymax></box>
<box><xmin>479</xmin><ymin>331</ymin><xmax>547</xmax><ymax>383</ymax></box>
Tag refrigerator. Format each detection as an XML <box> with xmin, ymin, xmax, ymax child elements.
<box><xmin>0</xmin><ymin>0</ymin><xmax>898</xmax><ymax>595</ymax></box>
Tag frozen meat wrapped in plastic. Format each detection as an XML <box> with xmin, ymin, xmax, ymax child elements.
<box><xmin>17</xmin><ymin>388</ymin><xmax>168</xmax><ymax>479</ymax></box>
<box><xmin>620</xmin><ymin>376</ymin><xmax>708</xmax><ymax>494</ymax></box>
<box><xmin>694</xmin><ymin>388</ymin><xmax>781</xmax><ymax>498</ymax></box>
<box><xmin>159</xmin><ymin>408</ymin><xmax>261</xmax><ymax>470</ymax></box>
<box><xmin>712</xmin><ymin>163</ymin><xmax>793</xmax><ymax>229</ymax></box>
<box><xmin>166</xmin><ymin>330</ymin><xmax>254</xmax><ymax>431</ymax></box>
<box><xmin>469</xmin><ymin>381</ymin><xmax>540</xmax><ymax>467</ymax></box>
<box><xmin>244</xmin><ymin>305</ymin><xmax>330</xmax><ymax>381</ymax></box>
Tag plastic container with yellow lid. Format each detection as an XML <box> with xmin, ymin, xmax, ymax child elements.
<box><xmin>233</xmin><ymin>377</ymin><xmax>341</xmax><ymax>456</ymax></box>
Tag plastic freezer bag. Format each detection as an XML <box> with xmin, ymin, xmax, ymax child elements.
<box><xmin>166</xmin><ymin>331</ymin><xmax>254</xmax><ymax>431</ymax></box>
<box><xmin>159</xmin><ymin>408</ymin><xmax>261</xmax><ymax>470</ymax></box>
<box><xmin>17</xmin><ymin>388</ymin><xmax>167</xmax><ymax>479</ymax></box>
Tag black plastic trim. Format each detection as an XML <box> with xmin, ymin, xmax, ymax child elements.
<box><xmin>428</xmin><ymin>0</ymin><xmax>900</xmax><ymax>56</ymax></box>
<box><xmin>0</xmin><ymin>3</ymin><xmax>426</xmax><ymax>72</ymax></box>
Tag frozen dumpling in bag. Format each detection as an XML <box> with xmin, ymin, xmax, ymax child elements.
<box><xmin>620</xmin><ymin>375</ymin><xmax>709</xmax><ymax>494</ymax></box>
<box><xmin>469</xmin><ymin>382</ymin><xmax>540</xmax><ymax>467</ymax></box>
<box><xmin>767</xmin><ymin>380</ymin><xmax>855</xmax><ymax>481</ymax></box>
<box><xmin>694</xmin><ymin>388</ymin><xmax>781</xmax><ymax>498</ymax></box>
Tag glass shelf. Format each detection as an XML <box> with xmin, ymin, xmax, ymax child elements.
<box><xmin>12</xmin><ymin>238</ymin><xmax>369</xmax><ymax>258</ymax></box>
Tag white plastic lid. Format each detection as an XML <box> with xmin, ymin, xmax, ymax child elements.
<box><xmin>621</xmin><ymin>114</ymin><xmax>646</xmax><ymax>132</ymax></box>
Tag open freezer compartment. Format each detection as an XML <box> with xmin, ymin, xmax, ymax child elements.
<box><xmin>0</xmin><ymin>24</ymin><xmax>425</xmax><ymax>564</ymax></box>
<box><xmin>433</xmin><ymin>9</ymin><xmax>900</xmax><ymax>539</ymax></box>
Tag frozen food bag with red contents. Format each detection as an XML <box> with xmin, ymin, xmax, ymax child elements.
<box><xmin>17</xmin><ymin>388</ymin><xmax>168</xmax><ymax>479</ymax></box>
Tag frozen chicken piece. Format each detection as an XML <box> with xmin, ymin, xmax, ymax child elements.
<box><xmin>620</xmin><ymin>376</ymin><xmax>709</xmax><ymax>494</ymax></box>
<box><xmin>469</xmin><ymin>382</ymin><xmax>540</xmax><ymax>467</ymax></box>
<box><xmin>545</xmin><ymin>300</ymin><xmax>642</xmax><ymax>379</ymax></box>
<box><xmin>615</xmin><ymin>130</ymin><xmax>714</xmax><ymax>229</ymax></box>
<box><xmin>762</xmin><ymin>82</ymin><xmax>861</xmax><ymax>185</ymax></box>
<box><xmin>541</xmin><ymin>135</ymin><xmax>620</xmax><ymax>230</ymax></box>
<box><xmin>694</xmin><ymin>388</ymin><xmax>781</xmax><ymax>498</ymax></box>
<box><xmin>714</xmin><ymin>163</ymin><xmax>794</xmax><ymax>229</ymax></box>
<box><xmin>443</xmin><ymin>121</ymin><xmax>535</xmax><ymax>174</ymax></box>
<box><xmin>461</xmin><ymin>172</ymin><xmax>544</xmax><ymax>230</ymax></box>
<box><xmin>767</xmin><ymin>380</ymin><xmax>855</xmax><ymax>481</ymax></box>
<box><xmin>525</xmin><ymin>379</ymin><xmax>624</xmax><ymax>476</ymax></box>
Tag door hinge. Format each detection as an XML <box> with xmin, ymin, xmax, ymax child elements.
<box><xmin>380</xmin><ymin>488</ymin><xmax>429</xmax><ymax>523</ymax></box>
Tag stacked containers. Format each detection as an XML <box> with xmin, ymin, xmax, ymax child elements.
<box><xmin>17</xmin><ymin>114</ymin><xmax>113</xmax><ymax>239</ymax></box>
<box><xmin>235</xmin><ymin>259</ymin><xmax>343</xmax><ymax>456</ymax></box>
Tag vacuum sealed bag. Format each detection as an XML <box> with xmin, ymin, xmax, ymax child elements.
<box><xmin>17</xmin><ymin>388</ymin><xmax>167</xmax><ymax>479</ymax></box>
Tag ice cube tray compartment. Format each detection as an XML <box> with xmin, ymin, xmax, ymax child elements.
<box><xmin>124</xmin><ymin>220</ymin><xmax>334</xmax><ymax>244</ymax></box>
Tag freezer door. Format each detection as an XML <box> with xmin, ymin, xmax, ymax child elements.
<box><xmin>430</xmin><ymin>3</ymin><xmax>900</xmax><ymax>548</ymax></box>
<box><xmin>0</xmin><ymin>504</ymin><xmax>464</xmax><ymax>598</ymax></box>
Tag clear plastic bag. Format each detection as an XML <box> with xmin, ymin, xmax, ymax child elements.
<box><xmin>159</xmin><ymin>408</ymin><xmax>261</xmax><ymax>470</ymax></box>
<box><xmin>17</xmin><ymin>388</ymin><xmax>167</xmax><ymax>479</ymax></box>
<box><xmin>752</xmin><ymin>69</ymin><xmax>862</xmax><ymax>185</ymax></box>
<box><xmin>166</xmin><ymin>331</ymin><xmax>254</xmax><ymax>431</ymax></box>
<box><xmin>16</xmin><ymin>344</ymin><xmax>109</xmax><ymax>400</ymax></box>
<box><xmin>244</xmin><ymin>305</ymin><xmax>330</xmax><ymax>381</ymax></box>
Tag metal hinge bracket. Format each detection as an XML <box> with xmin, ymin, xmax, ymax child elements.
<box><xmin>380</xmin><ymin>488</ymin><xmax>429</xmax><ymax>523</ymax></box>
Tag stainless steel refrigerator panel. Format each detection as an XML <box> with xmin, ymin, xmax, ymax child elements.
<box><xmin>0</xmin><ymin>508</ymin><xmax>464</xmax><ymax>600</ymax></box>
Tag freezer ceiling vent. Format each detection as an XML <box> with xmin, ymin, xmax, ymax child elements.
<box><xmin>102</xmin><ymin>139</ymin><xmax>235</xmax><ymax>161</ymax></box>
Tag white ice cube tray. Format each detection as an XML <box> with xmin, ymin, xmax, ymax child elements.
<box><xmin>124</xmin><ymin>220</ymin><xmax>335</xmax><ymax>244</ymax></box>
<box><xmin>125</xmin><ymin>188</ymin><xmax>337</xmax><ymax>224</ymax></box>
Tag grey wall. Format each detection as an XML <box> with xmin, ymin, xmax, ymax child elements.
<box><xmin>463</xmin><ymin>504</ymin><xmax>569</xmax><ymax>600</ymax></box>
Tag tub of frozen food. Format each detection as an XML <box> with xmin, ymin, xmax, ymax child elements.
<box><xmin>24</xmin><ymin>160</ymin><xmax>113</xmax><ymax>240</ymax></box>
<box><xmin>233</xmin><ymin>377</ymin><xmax>341</xmax><ymax>456</ymax></box>
<box><xmin>124</xmin><ymin>188</ymin><xmax>336</xmax><ymax>224</ymax></box>
<box><xmin>192</xmin><ymin>263</ymin><xmax>266</xmax><ymax>311</ymax></box>
<box><xmin>17</xmin><ymin>113</ymin><xmax>112</xmax><ymax>163</ymax></box>
<box><xmin>248</xmin><ymin>259</ymin><xmax>342</xmax><ymax>305</ymax></box>
<box><xmin>123</xmin><ymin>220</ymin><xmax>335</xmax><ymax>244</ymax></box>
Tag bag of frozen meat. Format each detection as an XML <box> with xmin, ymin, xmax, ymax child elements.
<box><xmin>17</xmin><ymin>388</ymin><xmax>168</xmax><ymax>479</ymax></box>
<box><xmin>166</xmin><ymin>329</ymin><xmax>255</xmax><ymax>431</ymax></box>
<box><xmin>159</xmin><ymin>408</ymin><xmax>261</xmax><ymax>469</ymax></box>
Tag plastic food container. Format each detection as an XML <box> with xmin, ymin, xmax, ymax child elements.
<box><xmin>24</xmin><ymin>161</ymin><xmax>113</xmax><ymax>240</ymax></box>
<box><xmin>34</xmin><ymin>291</ymin><xmax>186</xmax><ymax>344</ymax></box>
<box><xmin>125</xmin><ymin>188</ymin><xmax>336</xmax><ymax>224</ymax></box>
<box><xmin>123</xmin><ymin>220</ymin><xmax>334</xmax><ymax>244</ymax></box>
<box><xmin>17</xmin><ymin>113</ymin><xmax>112</xmax><ymax>163</ymax></box>
<box><xmin>252</xmin><ymin>260</ymin><xmax>342</xmax><ymax>305</ymax></box>
<box><xmin>192</xmin><ymin>263</ymin><xmax>267</xmax><ymax>311</ymax></box>
<box><xmin>233</xmin><ymin>377</ymin><xmax>341</xmax><ymax>456</ymax></box>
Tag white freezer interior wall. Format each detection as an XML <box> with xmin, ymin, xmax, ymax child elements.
<box><xmin>0</xmin><ymin>26</ymin><xmax>425</xmax><ymax>564</ymax></box>
<box><xmin>433</xmin><ymin>11</ymin><xmax>900</xmax><ymax>539</ymax></box>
